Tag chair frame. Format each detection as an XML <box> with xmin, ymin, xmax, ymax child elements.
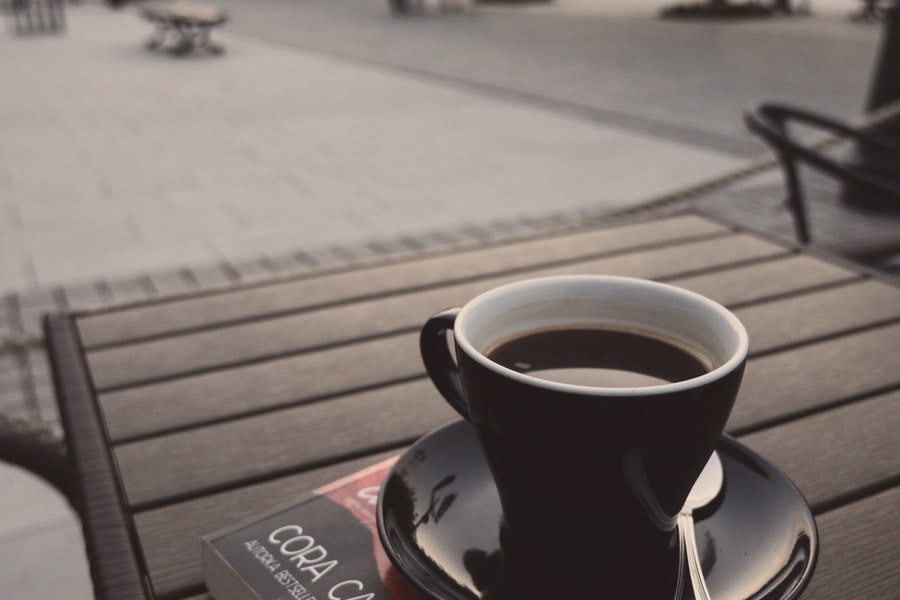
<box><xmin>743</xmin><ymin>100</ymin><xmax>900</xmax><ymax>246</ymax></box>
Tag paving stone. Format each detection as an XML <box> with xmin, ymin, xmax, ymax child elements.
<box><xmin>291</xmin><ymin>251</ymin><xmax>322</xmax><ymax>269</ymax></box>
<box><xmin>188</xmin><ymin>263</ymin><xmax>241</xmax><ymax>289</ymax></box>
<box><xmin>145</xmin><ymin>270</ymin><xmax>198</xmax><ymax>296</ymax></box>
<box><xmin>14</xmin><ymin>288</ymin><xmax>66</xmax><ymax>336</ymax></box>
<box><xmin>0</xmin><ymin>358</ymin><xmax>24</xmax><ymax>412</ymax></box>
<box><xmin>61</xmin><ymin>281</ymin><xmax>112</xmax><ymax>312</ymax></box>
<box><xmin>418</xmin><ymin>228</ymin><xmax>471</xmax><ymax>249</ymax></box>
<box><xmin>260</xmin><ymin>253</ymin><xmax>314</xmax><ymax>276</ymax></box>
<box><xmin>395</xmin><ymin>236</ymin><xmax>427</xmax><ymax>252</ymax></box>
<box><xmin>34</xmin><ymin>381</ymin><xmax>61</xmax><ymax>427</ymax></box>
<box><xmin>0</xmin><ymin>296</ymin><xmax>17</xmax><ymax>336</ymax></box>
<box><xmin>483</xmin><ymin>218</ymin><xmax>538</xmax><ymax>240</ymax></box>
<box><xmin>365</xmin><ymin>239</ymin><xmax>410</xmax><ymax>257</ymax></box>
<box><xmin>0</xmin><ymin>364</ymin><xmax>36</xmax><ymax>421</ymax></box>
<box><xmin>227</xmin><ymin>258</ymin><xmax>279</xmax><ymax>282</ymax></box>
<box><xmin>101</xmin><ymin>276</ymin><xmax>158</xmax><ymax>305</ymax></box>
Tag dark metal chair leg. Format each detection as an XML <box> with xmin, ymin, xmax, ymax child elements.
<box><xmin>777</xmin><ymin>150</ymin><xmax>811</xmax><ymax>245</ymax></box>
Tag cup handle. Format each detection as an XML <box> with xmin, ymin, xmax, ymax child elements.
<box><xmin>420</xmin><ymin>308</ymin><xmax>469</xmax><ymax>419</ymax></box>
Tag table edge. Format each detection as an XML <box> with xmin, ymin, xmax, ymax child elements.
<box><xmin>44</xmin><ymin>314</ymin><xmax>152</xmax><ymax>600</ymax></box>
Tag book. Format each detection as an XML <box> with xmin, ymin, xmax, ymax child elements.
<box><xmin>202</xmin><ymin>456</ymin><xmax>425</xmax><ymax>600</ymax></box>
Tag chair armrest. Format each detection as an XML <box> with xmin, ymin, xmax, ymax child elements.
<box><xmin>750</xmin><ymin>102</ymin><xmax>900</xmax><ymax>153</ymax></box>
<box><xmin>744</xmin><ymin>101</ymin><xmax>900</xmax><ymax>200</ymax></box>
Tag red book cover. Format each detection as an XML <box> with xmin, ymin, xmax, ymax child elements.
<box><xmin>202</xmin><ymin>457</ymin><xmax>424</xmax><ymax>600</ymax></box>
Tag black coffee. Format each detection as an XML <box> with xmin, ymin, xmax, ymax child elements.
<box><xmin>486</xmin><ymin>327</ymin><xmax>710</xmax><ymax>388</ymax></box>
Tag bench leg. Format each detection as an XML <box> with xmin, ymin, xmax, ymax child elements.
<box><xmin>143</xmin><ymin>17</ymin><xmax>225</xmax><ymax>55</ymax></box>
<box><xmin>195</xmin><ymin>24</ymin><xmax>224</xmax><ymax>54</ymax></box>
<box><xmin>145</xmin><ymin>20</ymin><xmax>169</xmax><ymax>50</ymax></box>
<box><xmin>170</xmin><ymin>22</ymin><xmax>196</xmax><ymax>55</ymax></box>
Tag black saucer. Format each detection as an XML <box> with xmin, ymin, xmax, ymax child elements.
<box><xmin>377</xmin><ymin>420</ymin><xmax>818</xmax><ymax>600</ymax></box>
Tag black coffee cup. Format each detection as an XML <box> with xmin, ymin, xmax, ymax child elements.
<box><xmin>420</xmin><ymin>275</ymin><xmax>748</xmax><ymax>595</ymax></box>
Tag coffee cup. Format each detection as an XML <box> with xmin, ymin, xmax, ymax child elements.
<box><xmin>419</xmin><ymin>275</ymin><xmax>748</xmax><ymax>596</ymax></box>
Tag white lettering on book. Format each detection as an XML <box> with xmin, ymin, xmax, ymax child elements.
<box><xmin>266</xmin><ymin>524</ymin><xmax>375</xmax><ymax>598</ymax></box>
<box><xmin>269</xmin><ymin>525</ymin><xmax>337</xmax><ymax>581</ymax></box>
<box><xmin>329</xmin><ymin>580</ymin><xmax>375</xmax><ymax>600</ymax></box>
<box><xmin>357</xmin><ymin>487</ymin><xmax>379</xmax><ymax>506</ymax></box>
<box><xmin>274</xmin><ymin>569</ymin><xmax>317</xmax><ymax>600</ymax></box>
<box><xmin>244</xmin><ymin>540</ymin><xmax>281</xmax><ymax>573</ymax></box>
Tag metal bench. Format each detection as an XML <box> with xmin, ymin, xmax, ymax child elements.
<box><xmin>141</xmin><ymin>2</ymin><xmax>227</xmax><ymax>55</ymax></box>
<box><xmin>9</xmin><ymin>0</ymin><xmax>65</xmax><ymax>35</ymax></box>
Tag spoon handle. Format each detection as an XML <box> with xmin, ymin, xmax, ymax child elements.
<box><xmin>679</xmin><ymin>512</ymin><xmax>711</xmax><ymax>600</ymax></box>
<box><xmin>674</xmin><ymin>518</ymin><xmax>686</xmax><ymax>600</ymax></box>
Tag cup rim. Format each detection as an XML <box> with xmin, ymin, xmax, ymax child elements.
<box><xmin>453</xmin><ymin>275</ymin><xmax>749</xmax><ymax>397</ymax></box>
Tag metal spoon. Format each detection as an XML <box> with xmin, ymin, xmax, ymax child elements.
<box><xmin>675</xmin><ymin>451</ymin><xmax>724</xmax><ymax>600</ymax></box>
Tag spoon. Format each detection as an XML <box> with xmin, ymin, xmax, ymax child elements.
<box><xmin>675</xmin><ymin>451</ymin><xmax>724</xmax><ymax>600</ymax></box>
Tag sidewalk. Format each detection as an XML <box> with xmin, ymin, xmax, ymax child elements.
<box><xmin>0</xmin><ymin>1</ymin><xmax>884</xmax><ymax>597</ymax></box>
<box><xmin>0</xmin><ymin>4</ymin><xmax>746</xmax><ymax>299</ymax></box>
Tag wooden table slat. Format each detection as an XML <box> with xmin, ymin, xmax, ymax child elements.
<box><xmin>797</xmin><ymin>485</ymin><xmax>900</xmax><ymax>600</ymax></box>
<box><xmin>77</xmin><ymin>215</ymin><xmax>727</xmax><ymax>348</ymax></box>
<box><xmin>100</xmin><ymin>331</ymin><xmax>423</xmax><ymax>442</ymax></box>
<box><xmin>86</xmin><ymin>233</ymin><xmax>787</xmax><ymax>391</ymax></box>
<box><xmin>740</xmin><ymin>389</ymin><xmax>900</xmax><ymax>512</ymax></box>
<box><xmin>100</xmin><ymin>271</ymin><xmax>888</xmax><ymax>444</ymax></box>
<box><xmin>663</xmin><ymin>253</ymin><xmax>858</xmax><ymax>309</ymax></box>
<box><xmin>115</xmin><ymin>379</ymin><xmax>454</xmax><ymax>508</ymax></box>
<box><xmin>112</xmin><ymin>321</ymin><xmax>900</xmax><ymax>511</ymax></box>
<box><xmin>731</xmin><ymin>279</ymin><xmax>900</xmax><ymax>355</ymax></box>
<box><xmin>731</xmin><ymin>322</ymin><xmax>900</xmax><ymax>432</ymax></box>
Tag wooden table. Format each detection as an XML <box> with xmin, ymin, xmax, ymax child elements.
<box><xmin>44</xmin><ymin>213</ymin><xmax>900</xmax><ymax>600</ymax></box>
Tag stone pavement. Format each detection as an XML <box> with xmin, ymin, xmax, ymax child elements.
<box><xmin>0</xmin><ymin>3</ymin><xmax>747</xmax><ymax>297</ymax></box>
<box><xmin>0</xmin><ymin>0</ymin><xmax>886</xmax><ymax>597</ymax></box>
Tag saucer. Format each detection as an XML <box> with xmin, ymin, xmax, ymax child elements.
<box><xmin>377</xmin><ymin>420</ymin><xmax>818</xmax><ymax>600</ymax></box>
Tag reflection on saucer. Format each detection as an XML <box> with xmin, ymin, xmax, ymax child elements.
<box><xmin>377</xmin><ymin>420</ymin><xmax>817</xmax><ymax>600</ymax></box>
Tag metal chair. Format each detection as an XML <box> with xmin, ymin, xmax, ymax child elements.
<box><xmin>743</xmin><ymin>100</ymin><xmax>900</xmax><ymax>266</ymax></box>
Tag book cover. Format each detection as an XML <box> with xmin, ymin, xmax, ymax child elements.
<box><xmin>202</xmin><ymin>456</ymin><xmax>425</xmax><ymax>600</ymax></box>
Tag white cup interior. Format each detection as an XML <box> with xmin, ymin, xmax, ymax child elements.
<box><xmin>454</xmin><ymin>275</ymin><xmax>749</xmax><ymax>394</ymax></box>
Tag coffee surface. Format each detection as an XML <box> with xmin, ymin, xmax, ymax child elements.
<box><xmin>486</xmin><ymin>327</ymin><xmax>709</xmax><ymax>388</ymax></box>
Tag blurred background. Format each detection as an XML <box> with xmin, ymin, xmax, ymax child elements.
<box><xmin>0</xmin><ymin>0</ymin><xmax>891</xmax><ymax>597</ymax></box>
